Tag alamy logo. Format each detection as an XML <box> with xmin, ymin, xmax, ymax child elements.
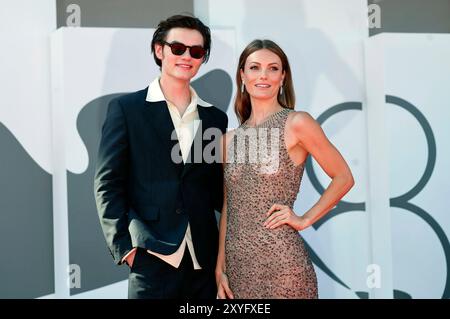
<box><xmin>368</xmin><ymin>3</ymin><xmax>381</xmax><ymax>29</ymax></box>
<box><xmin>170</xmin><ymin>122</ymin><xmax>280</xmax><ymax>172</ymax></box>
<box><xmin>67</xmin><ymin>264</ymin><xmax>81</xmax><ymax>289</ymax></box>
<box><xmin>66</xmin><ymin>4</ymin><xmax>81</xmax><ymax>27</ymax></box>
<box><xmin>366</xmin><ymin>264</ymin><xmax>381</xmax><ymax>289</ymax></box>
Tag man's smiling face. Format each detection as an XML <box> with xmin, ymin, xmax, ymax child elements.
<box><xmin>155</xmin><ymin>28</ymin><xmax>205</xmax><ymax>82</ymax></box>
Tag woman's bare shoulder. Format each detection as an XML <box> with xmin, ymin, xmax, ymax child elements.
<box><xmin>287</xmin><ymin>110</ymin><xmax>317</xmax><ymax>132</ymax></box>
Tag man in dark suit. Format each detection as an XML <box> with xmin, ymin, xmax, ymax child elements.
<box><xmin>94</xmin><ymin>14</ymin><xmax>227</xmax><ymax>299</ymax></box>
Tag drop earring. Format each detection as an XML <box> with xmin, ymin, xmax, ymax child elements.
<box><xmin>241</xmin><ymin>82</ymin><xmax>245</xmax><ymax>93</ymax></box>
<box><xmin>279</xmin><ymin>83</ymin><xmax>283</xmax><ymax>96</ymax></box>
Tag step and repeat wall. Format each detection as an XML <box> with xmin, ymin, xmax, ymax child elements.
<box><xmin>0</xmin><ymin>0</ymin><xmax>56</xmax><ymax>299</ymax></box>
<box><xmin>365</xmin><ymin>33</ymin><xmax>450</xmax><ymax>298</ymax></box>
<box><xmin>1</xmin><ymin>0</ymin><xmax>449</xmax><ymax>298</ymax></box>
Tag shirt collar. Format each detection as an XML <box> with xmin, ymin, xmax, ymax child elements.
<box><xmin>146</xmin><ymin>77</ymin><xmax>212</xmax><ymax>107</ymax></box>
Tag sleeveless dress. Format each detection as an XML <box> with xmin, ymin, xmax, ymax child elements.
<box><xmin>224</xmin><ymin>108</ymin><xmax>318</xmax><ymax>299</ymax></box>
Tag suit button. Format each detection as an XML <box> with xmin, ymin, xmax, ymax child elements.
<box><xmin>176</xmin><ymin>208</ymin><xmax>182</xmax><ymax>214</ymax></box>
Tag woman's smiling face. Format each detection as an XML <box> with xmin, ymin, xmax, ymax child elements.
<box><xmin>240</xmin><ymin>48</ymin><xmax>285</xmax><ymax>101</ymax></box>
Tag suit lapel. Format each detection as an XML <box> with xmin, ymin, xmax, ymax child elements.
<box><xmin>142</xmin><ymin>99</ymin><xmax>184</xmax><ymax>174</ymax></box>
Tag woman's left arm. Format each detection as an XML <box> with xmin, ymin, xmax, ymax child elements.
<box><xmin>264</xmin><ymin>111</ymin><xmax>355</xmax><ymax>230</ymax></box>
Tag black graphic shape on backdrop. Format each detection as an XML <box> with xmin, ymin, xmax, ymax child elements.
<box><xmin>0</xmin><ymin>123</ymin><xmax>54</xmax><ymax>298</ymax></box>
<box><xmin>386</xmin><ymin>95</ymin><xmax>449</xmax><ymax>299</ymax></box>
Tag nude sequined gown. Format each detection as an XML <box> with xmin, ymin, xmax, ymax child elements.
<box><xmin>224</xmin><ymin>108</ymin><xmax>318</xmax><ymax>299</ymax></box>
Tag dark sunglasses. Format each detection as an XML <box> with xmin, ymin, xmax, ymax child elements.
<box><xmin>161</xmin><ymin>41</ymin><xmax>207</xmax><ymax>59</ymax></box>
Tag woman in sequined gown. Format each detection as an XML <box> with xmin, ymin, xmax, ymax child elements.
<box><xmin>215</xmin><ymin>40</ymin><xmax>354</xmax><ymax>299</ymax></box>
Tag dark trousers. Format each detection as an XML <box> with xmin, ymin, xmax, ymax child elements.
<box><xmin>128</xmin><ymin>247</ymin><xmax>217</xmax><ymax>299</ymax></box>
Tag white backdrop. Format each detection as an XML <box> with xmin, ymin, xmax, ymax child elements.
<box><xmin>0</xmin><ymin>0</ymin><xmax>56</xmax><ymax>299</ymax></box>
<box><xmin>1</xmin><ymin>0</ymin><xmax>449</xmax><ymax>299</ymax></box>
<box><xmin>0</xmin><ymin>0</ymin><xmax>55</xmax><ymax>173</ymax></box>
<box><xmin>365</xmin><ymin>33</ymin><xmax>450</xmax><ymax>298</ymax></box>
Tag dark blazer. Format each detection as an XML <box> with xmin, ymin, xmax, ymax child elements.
<box><xmin>94</xmin><ymin>87</ymin><xmax>228</xmax><ymax>269</ymax></box>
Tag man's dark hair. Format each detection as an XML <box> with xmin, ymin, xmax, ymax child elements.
<box><xmin>151</xmin><ymin>14</ymin><xmax>211</xmax><ymax>67</ymax></box>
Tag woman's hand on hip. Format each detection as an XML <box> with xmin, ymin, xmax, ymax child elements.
<box><xmin>264</xmin><ymin>203</ymin><xmax>311</xmax><ymax>231</ymax></box>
